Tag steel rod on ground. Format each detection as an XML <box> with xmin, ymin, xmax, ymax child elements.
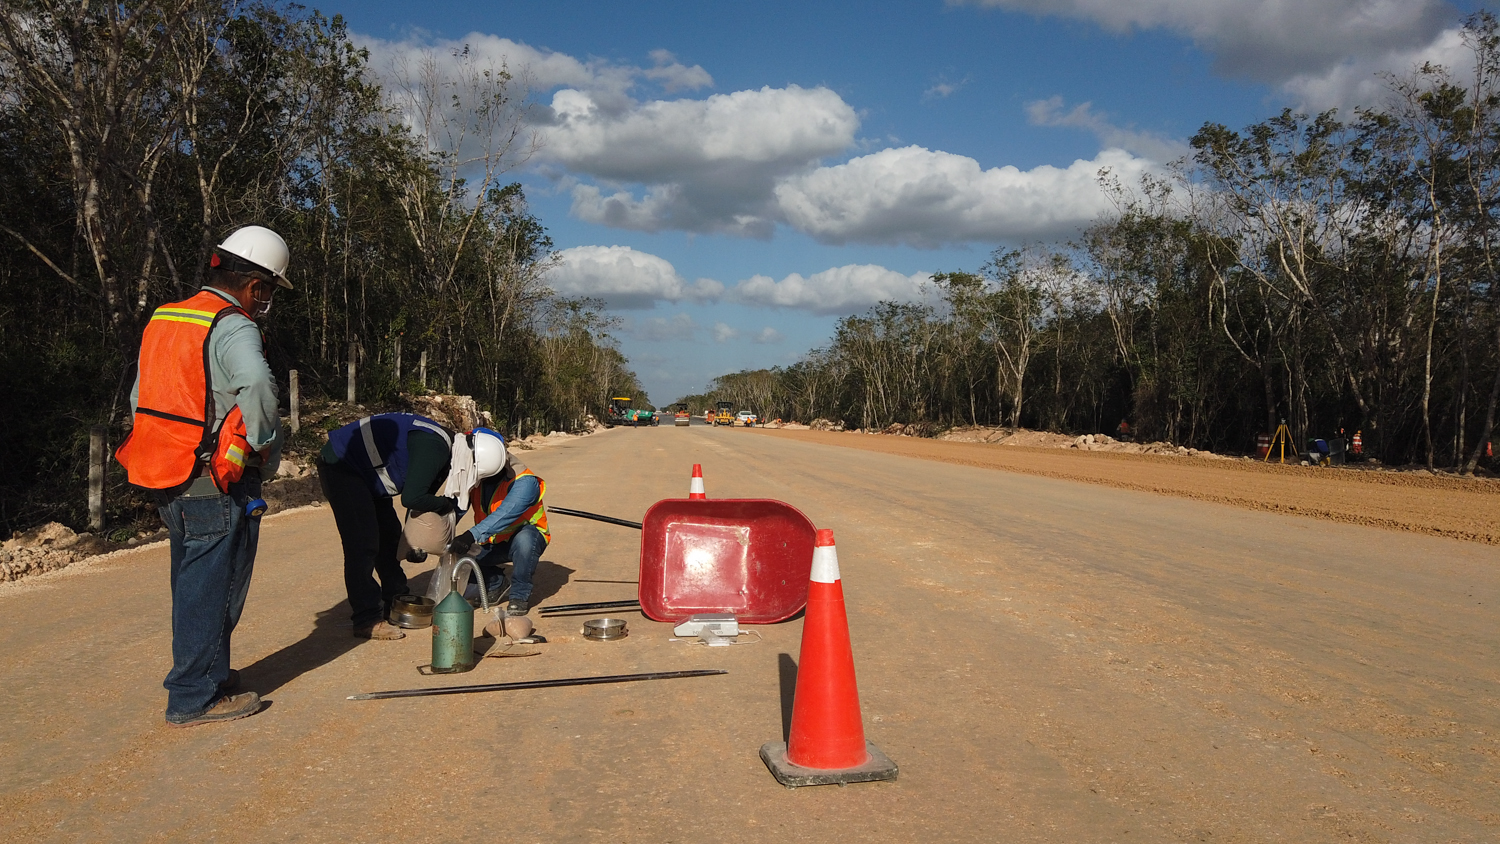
<box><xmin>88</xmin><ymin>425</ymin><xmax>106</xmax><ymax>531</ymax></box>
<box><xmin>548</xmin><ymin>507</ymin><xmax>643</xmax><ymax>530</ymax></box>
<box><xmin>347</xmin><ymin>669</ymin><xmax>727</xmax><ymax>701</ymax></box>
<box><xmin>538</xmin><ymin>599</ymin><xmax>641</xmax><ymax>614</ymax></box>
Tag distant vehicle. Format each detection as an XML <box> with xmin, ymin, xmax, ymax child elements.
<box><xmin>605</xmin><ymin>397</ymin><xmax>657</xmax><ymax>427</ymax></box>
<box><xmin>735</xmin><ymin>410</ymin><xmax>758</xmax><ymax>427</ymax></box>
<box><xmin>714</xmin><ymin>401</ymin><xmax>734</xmax><ymax>426</ymax></box>
<box><xmin>673</xmin><ymin>403</ymin><xmax>691</xmax><ymax>426</ymax></box>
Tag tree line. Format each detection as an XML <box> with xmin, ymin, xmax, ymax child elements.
<box><xmin>0</xmin><ymin>1</ymin><xmax>642</xmax><ymax>536</ymax></box>
<box><xmin>681</xmin><ymin>13</ymin><xmax>1500</xmax><ymax>474</ymax></box>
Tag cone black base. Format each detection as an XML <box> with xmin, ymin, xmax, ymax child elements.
<box><xmin>759</xmin><ymin>741</ymin><xmax>898</xmax><ymax>788</ymax></box>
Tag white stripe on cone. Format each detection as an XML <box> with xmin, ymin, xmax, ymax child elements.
<box><xmin>810</xmin><ymin>544</ymin><xmax>840</xmax><ymax>584</ymax></box>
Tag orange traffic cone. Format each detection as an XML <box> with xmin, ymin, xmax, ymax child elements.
<box><xmin>760</xmin><ymin>529</ymin><xmax>897</xmax><ymax>787</ymax></box>
<box><xmin>689</xmin><ymin>463</ymin><xmax>706</xmax><ymax>499</ymax></box>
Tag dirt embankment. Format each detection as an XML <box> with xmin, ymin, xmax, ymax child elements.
<box><xmin>2</xmin><ymin>395</ymin><xmax>598</xmax><ymax>584</ymax></box>
<box><xmin>757</xmin><ymin>427</ymin><xmax>1500</xmax><ymax>545</ymax></box>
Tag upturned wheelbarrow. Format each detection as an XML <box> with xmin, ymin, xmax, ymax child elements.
<box><xmin>550</xmin><ymin>499</ymin><xmax>817</xmax><ymax>623</ymax></box>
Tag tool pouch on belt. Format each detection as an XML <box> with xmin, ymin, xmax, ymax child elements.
<box><xmin>207</xmin><ymin>405</ymin><xmax>255</xmax><ymax>493</ymax></box>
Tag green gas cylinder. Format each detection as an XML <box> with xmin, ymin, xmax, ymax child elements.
<box><xmin>431</xmin><ymin>585</ymin><xmax>476</xmax><ymax>674</ymax></box>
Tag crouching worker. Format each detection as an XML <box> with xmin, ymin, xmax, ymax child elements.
<box><xmin>317</xmin><ymin>413</ymin><xmax>457</xmax><ymax>640</ymax></box>
<box><xmin>446</xmin><ymin>429</ymin><xmax>548</xmax><ymax>617</ymax></box>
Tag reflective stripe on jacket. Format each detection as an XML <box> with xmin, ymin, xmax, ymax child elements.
<box><xmin>325</xmin><ymin>413</ymin><xmax>452</xmax><ymax>498</ymax></box>
<box><xmin>471</xmin><ymin>468</ymin><xmax>550</xmax><ymax>543</ymax></box>
<box><xmin>115</xmin><ymin>290</ymin><xmax>257</xmax><ymax>491</ymax></box>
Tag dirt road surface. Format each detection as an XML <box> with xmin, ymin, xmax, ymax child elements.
<box><xmin>2</xmin><ymin>426</ymin><xmax>1497</xmax><ymax>842</ymax></box>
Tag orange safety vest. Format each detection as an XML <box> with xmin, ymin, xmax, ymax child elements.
<box><xmin>470</xmin><ymin>468</ymin><xmax>550</xmax><ymax>543</ymax></box>
<box><xmin>116</xmin><ymin>290</ymin><xmax>259</xmax><ymax>492</ymax></box>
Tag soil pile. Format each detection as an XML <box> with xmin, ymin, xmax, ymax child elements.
<box><xmin>937</xmin><ymin>426</ymin><xmax>1230</xmax><ymax>458</ymax></box>
<box><xmin>759</xmin><ymin>427</ymin><xmax>1500</xmax><ymax>544</ymax></box>
<box><xmin>1</xmin><ymin>523</ymin><xmax>115</xmax><ymax>583</ymax></box>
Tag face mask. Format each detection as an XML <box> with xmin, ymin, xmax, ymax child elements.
<box><xmin>250</xmin><ymin>284</ymin><xmax>274</xmax><ymax>318</ymax></box>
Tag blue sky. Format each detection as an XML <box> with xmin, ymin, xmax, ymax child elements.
<box><xmin>322</xmin><ymin>0</ymin><xmax>1479</xmax><ymax>405</ymax></box>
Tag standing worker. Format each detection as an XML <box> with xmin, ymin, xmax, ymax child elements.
<box><xmin>116</xmin><ymin>225</ymin><xmax>290</xmax><ymax>727</ymax></box>
<box><xmin>316</xmin><ymin>412</ymin><xmax>463</xmax><ymax>640</ymax></box>
<box><xmin>447</xmin><ymin>430</ymin><xmax>549</xmax><ymax>617</ymax></box>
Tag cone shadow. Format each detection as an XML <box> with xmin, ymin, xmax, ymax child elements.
<box><xmin>778</xmin><ymin>652</ymin><xmax>798</xmax><ymax>742</ymax></box>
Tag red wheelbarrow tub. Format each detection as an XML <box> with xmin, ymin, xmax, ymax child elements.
<box><xmin>638</xmin><ymin>499</ymin><xmax>816</xmax><ymax>624</ymax></box>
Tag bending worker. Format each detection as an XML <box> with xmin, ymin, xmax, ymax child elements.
<box><xmin>316</xmin><ymin>412</ymin><xmax>459</xmax><ymax>640</ymax></box>
<box><xmin>447</xmin><ymin>430</ymin><xmax>549</xmax><ymax>618</ymax></box>
<box><xmin>116</xmin><ymin>225</ymin><xmax>290</xmax><ymax>727</ymax></box>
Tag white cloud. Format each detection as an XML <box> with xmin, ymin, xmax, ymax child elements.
<box><xmin>360</xmin><ymin>27</ymin><xmax>1166</xmax><ymax>248</ymax></box>
<box><xmin>732</xmin><ymin>264</ymin><xmax>933</xmax><ymax>315</ymax></box>
<box><xmin>923</xmin><ymin>76</ymin><xmax>970</xmax><ymax>101</ymax></box>
<box><xmin>569</xmin><ymin>183</ymin><xmax>776</xmax><ymax>238</ymax></box>
<box><xmin>753</xmin><ymin>327</ymin><xmax>785</xmax><ymax>344</ymax></box>
<box><xmin>1282</xmin><ymin>25</ymin><xmax>1472</xmax><ymax>113</ymax></box>
<box><xmin>549</xmin><ymin>85</ymin><xmax>859</xmax><ymax>235</ymax></box>
<box><xmin>961</xmin><ymin>0</ymin><xmax>1455</xmax><ymax>81</ymax></box>
<box><xmin>548</xmin><ymin>245</ymin><xmax>722</xmax><ymax>309</ymax></box>
<box><xmin>643</xmin><ymin>50</ymin><xmax>714</xmax><ymax>92</ymax></box>
<box><xmin>361</xmin><ymin>32</ymin><xmax>714</xmax><ymax>113</ymax></box>
<box><xmin>775</xmin><ymin>146</ymin><xmax>1152</xmax><ymax>246</ymax></box>
<box><xmin>712</xmin><ymin>322</ymin><xmax>740</xmax><ymax>343</ymax></box>
<box><xmin>1026</xmin><ymin>96</ymin><xmax>1189</xmax><ymax>163</ymax></box>
<box><xmin>632</xmin><ymin>313</ymin><xmax>699</xmax><ymax>342</ymax></box>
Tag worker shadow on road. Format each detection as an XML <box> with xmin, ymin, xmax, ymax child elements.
<box><xmin>241</xmin><ymin>601</ymin><xmax>359</xmax><ymax>697</ymax></box>
<box><xmin>528</xmin><ymin>559</ymin><xmax>575</xmax><ymax>606</ymax></box>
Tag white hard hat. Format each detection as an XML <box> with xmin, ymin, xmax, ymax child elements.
<box><xmin>215</xmin><ymin>225</ymin><xmax>291</xmax><ymax>289</ymax></box>
<box><xmin>472</xmin><ymin>428</ymin><xmax>507</xmax><ymax>479</ymax></box>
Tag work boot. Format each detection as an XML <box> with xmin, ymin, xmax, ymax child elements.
<box><xmin>217</xmin><ymin>668</ymin><xmax>240</xmax><ymax>696</ymax></box>
<box><xmin>166</xmin><ymin>692</ymin><xmax>262</xmax><ymax>728</ymax></box>
<box><xmin>354</xmin><ymin>620</ymin><xmax>406</xmax><ymax>640</ymax></box>
<box><xmin>485</xmin><ymin>574</ymin><xmax>509</xmax><ymax>604</ymax></box>
<box><xmin>464</xmin><ymin>577</ymin><xmax>508</xmax><ymax>608</ymax></box>
<box><xmin>506</xmin><ymin>598</ymin><xmax>528</xmax><ymax>617</ymax></box>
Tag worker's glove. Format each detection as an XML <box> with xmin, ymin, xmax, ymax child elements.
<box><xmin>447</xmin><ymin>530</ymin><xmax>475</xmax><ymax>557</ymax></box>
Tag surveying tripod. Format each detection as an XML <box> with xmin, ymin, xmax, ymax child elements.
<box><xmin>1264</xmin><ymin>419</ymin><xmax>1295</xmax><ymax>464</ymax></box>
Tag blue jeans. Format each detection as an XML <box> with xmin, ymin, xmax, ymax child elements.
<box><xmin>476</xmin><ymin>524</ymin><xmax>547</xmax><ymax>602</ymax></box>
<box><xmin>159</xmin><ymin>482</ymin><xmax>259</xmax><ymax>720</ymax></box>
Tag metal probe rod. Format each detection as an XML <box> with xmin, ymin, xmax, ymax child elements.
<box><xmin>548</xmin><ymin>506</ymin><xmax>643</xmax><ymax>530</ymax></box>
<box><xmin>539</xmin><ymin>599</ymin><xmax>641</xmax><ymax>614</ymax></box>
<box><xmin>348</xmin><ymin>669</ymin><xmax>727</xmax><ymax>701</ymax></box>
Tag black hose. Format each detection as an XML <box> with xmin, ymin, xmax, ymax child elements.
<box><xmin>348</xmin><ymin>669</ymin><xmax>727</xmax><ymax>700</ymax></box>
<box><xmin>548</xmin><ymin>506</ymin><xmax>643</xmax><ymax>530</ymax></box>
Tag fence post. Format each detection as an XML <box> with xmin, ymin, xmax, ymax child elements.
<box><xmin>88</xmin><ymin>425</ymin><xmax>106</xmax><ymax>532</ymax></box>
<box><xmin>289</xmin><ymin>369</ymin><xmax>300</xmax><ymax>434</ymax></box>
<box><xmin>419</xmin><ymin>351</ymin><xmax>427</xmax><ymax>390</ymax></box>
<box><xmin>347</xmin><ymin>341</ymin><xmax>357</xmax><ymax>403</ymax></box>
<box><xmin>394</xmin><ymin>336</ymin><xmax>402</xmax><ymax>383</ymax></box>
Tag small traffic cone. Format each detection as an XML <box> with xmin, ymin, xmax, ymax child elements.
<box><xmin>760</xmin><ymin>529</ymin><xmax>897</xmax><ymax>788</ymax></box>
<box><xmin>689</xmin><ymin>464</ymin><xmax>706</xmax><ymax>499</ymax></box>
